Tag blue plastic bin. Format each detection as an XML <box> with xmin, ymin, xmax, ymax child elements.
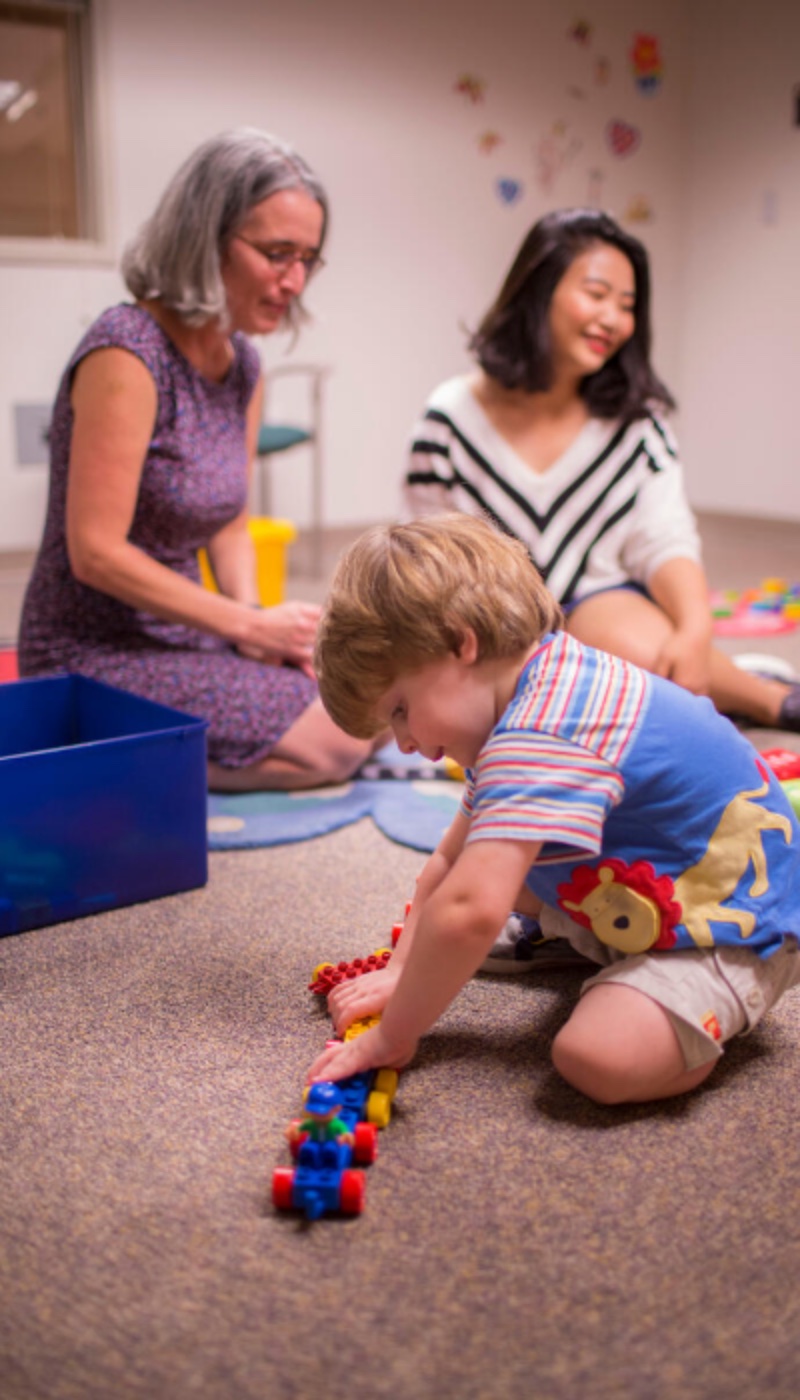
<box><xmin>0</xmin><ymin>675</ymin><xmax>208</xmax><ymax>936</ymax></box>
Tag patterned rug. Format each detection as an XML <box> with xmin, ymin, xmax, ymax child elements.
<box><xmin>206</xmin><ymin>744</ymin><xmax>463</xmax><ymax>853</ymax></box>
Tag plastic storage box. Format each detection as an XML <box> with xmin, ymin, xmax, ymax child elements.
<box><xmin>0</xmin><ymin>675</ymin><xmax>208</xmax><ymax>936</ymax></box>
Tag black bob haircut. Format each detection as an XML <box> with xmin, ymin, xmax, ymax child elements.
<box><xmin>469</xmin><ymin>207</ymin><xmax>675</xmax><ymax>420</ymax></box>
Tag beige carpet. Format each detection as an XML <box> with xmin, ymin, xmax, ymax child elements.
<box><xmin>3</xmin><ymin>510</ymin><xmax>800</xmax><ymax>1398</ymax></box>
<box><xmin>1</xmin><ymin>816</ymin><xmax>799</xmax><ymax>1400</ymax></box>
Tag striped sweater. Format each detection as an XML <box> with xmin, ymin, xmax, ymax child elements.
<box><xmin>404</xmin><ymin>375</ymin><xmax>701</xmax><ymax>607</ymax></box>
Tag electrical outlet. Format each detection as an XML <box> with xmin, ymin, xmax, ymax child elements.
<box><xmin>14</xmin><ymin>402</ymin><xmax>52</xmax><ymax>466</ymax></box>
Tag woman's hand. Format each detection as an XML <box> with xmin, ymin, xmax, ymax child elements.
<box><xmin>307</xmin><ymin>1021</ymin><xmax>418</xmax><ymax>1085</ymax></box>
<box><xmin>648</xmin><ymin>558</ymin><xmax>714</xmax><ymax>696</ymax></box>
<box><xmin>653</xmin><ymin>625</ymin><xmax>712</xmax><ymax>695</ymax></box>
<box><xmin>236</xmin><ymin>600</ymin><xmax>321</xmax><ymax>676</ymax></box>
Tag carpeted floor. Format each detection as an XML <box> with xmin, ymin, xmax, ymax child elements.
<box><xmin>2</xmin><ymin>512</ymin><xmax>800</xmax><ymax>1399</ymax></box>
<box><xmin>1</xmin><ymin>817</ymin><xmax>800</xmax><ymax>1400</ymax></box>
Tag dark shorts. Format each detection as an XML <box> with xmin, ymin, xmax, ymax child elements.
<box><xmin>562</xmin><ymin>581</ymin><xmax>650</xmax><ymax>618</ymax></box>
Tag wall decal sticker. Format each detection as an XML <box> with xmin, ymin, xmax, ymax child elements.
<box><xmin>453</xmin><ymin>73</ymin><xmax>486</xmax><ymax>104</ymax></box>
<box><xmin>535</xmin><ymin>122</ymin><xmax>582</xmax><ymax>191</ymax></box>
<box><xmin>625</xmin><ymin>195</ymin><xmax>654</xmax><ymax>223</ymax></box>
<box><xmin>495</xmin><ymin>178</ymin><xmax>523</xmax><ymax>205</ymax></box>
<box><xmin>587</xmin><ymin>167</ymin><xmax>604</xmax><ymax>204</ymax></box>
<box><xmin>631</xmin><ymin>34</ymin><xmax>663</xmax><ymax>95</ymax></box>
<box><xmin>568</xmin><ymin>19</ymin><xmax>591</xmax><ymax>47</ymax></box>
<box><xmin>478</xmin><ymin>130</ymin><xmax>503</xmax><ymax>154</ymax></box>
<box><xmin>606</xmin><ymin>119</ymin><xmax>641</xmax><ymax>157</ymax></box>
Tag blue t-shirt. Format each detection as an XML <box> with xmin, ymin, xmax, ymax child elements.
<box><xmin>462</xmin><ymin>633</ymin><xmax>800</xmax><ymax>957</ymax></box>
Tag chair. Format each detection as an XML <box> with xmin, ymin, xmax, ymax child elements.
<box><xmin>256</xmin><ymin>364</ymin><xmax>330</xmax><ymax>575</ymax></box>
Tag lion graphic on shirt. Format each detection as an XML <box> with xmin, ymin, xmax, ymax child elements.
<box><xmin>559</xmin><ymin>778</ymin><xmax>793</xmax><ymax>952</ymax></box>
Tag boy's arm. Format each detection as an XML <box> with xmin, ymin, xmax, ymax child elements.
<box><xmin>309</xmin><ymin>835</ymin><xmax>541</xmax><ymax>1082</ymax></box>
<box><xmin>326</xmin><ymin>808</ymin><xmax>472</xmax><ymax>1030</ymax></box>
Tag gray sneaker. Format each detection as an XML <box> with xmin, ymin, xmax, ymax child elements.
<box><xmin>480</xmin><ymin>914</ymin><xmax>594</xmax><ymax>975</ymax></box>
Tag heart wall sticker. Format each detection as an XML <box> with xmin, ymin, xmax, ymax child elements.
<box><xmin>496</xmin><ymin>177</ymin><xmax>523</xmax><ymax>204</ymax></box>
<box><xmin>606</xmin><ymin>120</ymin><xmax>641</xmax><ymax>158</ymax></box>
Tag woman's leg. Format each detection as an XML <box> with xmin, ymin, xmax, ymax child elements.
<box><xmin>566</xmin><ymin>589</ymin><xmax>792</xmax><ymax>725</ymax></box>
<box><xmin>707</xmin><ymin>649</ymin><xmax>790</xmax><ymax>725</ymax></box>
<box><xmin>551</xmin><ymin>983</ymin><xmax>716</xmax><ymax>1104</ymax></box>
<box><xmin>208</xmin><ymin>697</ymin><xmax>384</xmax><ymax>791</ymax></box>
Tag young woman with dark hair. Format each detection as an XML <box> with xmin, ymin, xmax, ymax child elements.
<box><xmin>406</xmin><ymin>207</ymin><xmax>800</xmax><ymax>734</ymax></box>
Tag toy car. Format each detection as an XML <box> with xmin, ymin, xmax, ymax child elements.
<box><xmin>272</xmin><ymin>1067</ymin><xmax>399</xmax><ymax>1219</ymax></box>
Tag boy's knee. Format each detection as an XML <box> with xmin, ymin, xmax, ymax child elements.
<box><xmin>551</xmin><ymin>1016</ymin><xmax>715</xmax><ymax>1105</ymax></box>
<box><xmin>551</xmin><ymin>1022</ymin><xmax>638</xmax><ymax>1106</ymax></box>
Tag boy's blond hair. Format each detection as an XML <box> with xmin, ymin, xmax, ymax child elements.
<box><xmin>314</xmin><ymin>512</ymin><xmax>563</xmax><ymax>738</ymax></box>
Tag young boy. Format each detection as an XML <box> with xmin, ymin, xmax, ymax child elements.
<box><xmin>308</xmin><ymin>515</ymin><xmax>800</xmax><ymax>1104</ymax></box>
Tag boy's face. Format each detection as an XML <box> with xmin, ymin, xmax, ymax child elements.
<box><xmin>375</xmin><ymin>635</ymin><xmax>500</xmax><ymax>771</ymax></box>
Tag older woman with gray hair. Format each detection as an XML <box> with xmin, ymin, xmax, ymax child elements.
<box><xmin>19</xmin><ymin>129</ymin><xmax>377</xmax><ymax>789</ymax></box>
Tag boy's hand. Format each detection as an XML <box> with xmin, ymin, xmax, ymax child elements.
<box><xmin>307</xmin><ymin>1022</ymin><xmax>417</xmax><ymax>1085</ymax></box>
<box><xmin>328</xmin><ymin>965</ymin><xmax>400</xmax><ymax>1033</ymax></box>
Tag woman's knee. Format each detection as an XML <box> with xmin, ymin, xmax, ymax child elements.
<box><xmin>271</xmin><ymin>700</ymin><xmax>371</xmax><ymax>781</ymax></box>
<box><xmin>566</xmin><ymin>592</ymin><xmax>671</xmax><ymax>670</ymax></box>
<box><xmin>313</xmin><ymin>739</ymin><xmax>367</xmax><ymax>784</ymax></box>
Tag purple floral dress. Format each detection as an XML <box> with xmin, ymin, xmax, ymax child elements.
<box><xmin>18</xmin><ymin>304</ymin><xmax>317</xmax><ymax>768</ymax></box>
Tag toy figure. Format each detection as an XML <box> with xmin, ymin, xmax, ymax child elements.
<box><xmin>286</xmin><ymin>1081</ymin><xmax>354</xmax><ymax>1167</ymax></box>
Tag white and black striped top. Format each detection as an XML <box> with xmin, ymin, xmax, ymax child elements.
<box><xmin>404</xmin><ymin>375</ymin><xmax>701</xmax><ymax>608</ymax></box>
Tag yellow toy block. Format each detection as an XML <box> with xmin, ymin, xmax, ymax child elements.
<box><xmin>198</xmin><ymin>516</ymin><xmax>297</xmax><ymax>607</ymax></box>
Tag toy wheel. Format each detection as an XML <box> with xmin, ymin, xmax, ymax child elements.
<box><xmin>339</xmin><ymin>1169</ymin><xmax>365</xmax><ymax>1214</ymax></box>
<box><xmin>367</xmin><ymin>1090</ymin><xmax>392</xmax><ymax>1129</ymax></box>
<box><xmin>353</xmin><ymin>1121</ymin><xmax>379</xmax><ymax>1164</ymax></box>
<box><xmin>374</xmin><ymin>1068</ymin><xmax>399</xmax><ymax>1100</ymax></box>
<box><xmin>272</xmin><ymin>1167</ymin><xmax>295</xmax><ymax>1210</ymax></box>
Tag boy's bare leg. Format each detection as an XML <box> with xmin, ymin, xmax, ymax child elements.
<box><xmin>512</xmin><ymin>885</ymin><xmax>543</xmax><ymax>918</ymax></box>
<box><xmin>551</xmin><ymin>983</ymin><xmax>716</xmax><ymax>1104</ymax></box>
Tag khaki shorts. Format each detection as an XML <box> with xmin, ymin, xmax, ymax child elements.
<box><xmin>540</xmin><ymin>906</ymin><xmax>800</xmax><ymax>1071</ymax></box>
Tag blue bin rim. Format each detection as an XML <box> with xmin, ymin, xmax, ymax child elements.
<box><xmin>0</xmin><ymin>673</ymin><xmax>208</xmax><ymax>762</ymax></box>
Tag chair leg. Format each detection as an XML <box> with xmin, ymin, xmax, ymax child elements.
<box><xmin>258</xmin><ymin>454</ymin><xmax>272</xmax><ymax>518</ymax></box>
<box><xmin>309</xmin><ymin>377</ymin><xmax>324</xmax><ymax>576</ymax></box>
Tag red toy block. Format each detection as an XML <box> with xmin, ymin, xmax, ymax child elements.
<box><xmin>760</xmin><ymin>747</ymin><xmax>800</xmax><ymax>781</ymax></box>
<box><xmin>308</xmin><ymin>949</ymin><xmax>393</xmax><ymax>996</ymax></box>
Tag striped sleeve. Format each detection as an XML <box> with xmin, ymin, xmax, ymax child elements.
<box><xmin>463</xmin><ymin>730</ymin><xmax>624</xmax><ymax>855</ymax></box>
<box><xmin>404</xmin><ymin>401</ymin><xmax>519</xmax><ymax>533</ymax></box>
<box><xmin>404</xmin><ymin>408</ymin><xmax>459</xmax><ymax>518</ymax></box>
<box><xmin>619</xmin><ymin>415</ymin><xmax>702</xmax><ymax>582</ymax></box>
<box><xmin>461</xmin><ymin>634</ymin><xmax>646</xmax><ymax>858</ymax></box>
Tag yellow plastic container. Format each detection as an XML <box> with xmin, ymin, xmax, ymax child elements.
<box><xmin>198</xmin><ymin>517</ymin><xmax>298</xmax><ymax>607</ymax></box>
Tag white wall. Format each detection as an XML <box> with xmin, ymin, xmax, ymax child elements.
<box><xmin>681</xmin><ymin>0</ymin><xmax>800</xmax><ymax>519</ymax></box>
<box><xmin>1</xmin><ymin>0</ymin><xmax>690</xmax><ymax>547</ymax></box>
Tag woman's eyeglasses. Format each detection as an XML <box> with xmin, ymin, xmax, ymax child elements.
<box><xmin>233</xmin><ymin>234</ymin><xmax>325</xmax><ymax>278</ymax></box>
